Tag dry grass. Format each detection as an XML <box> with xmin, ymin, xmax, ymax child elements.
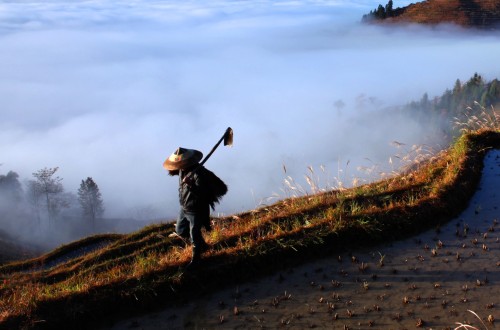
<box><xmin>383</xmin><ymin>0</ymin><xmax>500</xmax><ymax>28</ymax></box>
<box><xmin>454</xmin><ymin>102</ymin><xmax>500</xmax><ymax>134</ymax></box>
<box><xmin>1</xmin><ymin>124</ymin><xmax>500</xmax><ymax>329</ymax></box>
<box><xmin>454</xmin><ymin>310</ymin><xmax>491</xmax><ymax>330</ymax></box>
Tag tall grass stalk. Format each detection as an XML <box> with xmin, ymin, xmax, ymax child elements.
<box><xmin>454</xmin><ymin>103</ymin><xmax>500</xmax><ymax>134</ymax></box>
<box><xmin>454</xmin><ymin>309</ymin><xmax>490</xmax><ymax>330</ymax></box>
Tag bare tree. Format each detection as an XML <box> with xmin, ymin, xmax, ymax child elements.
<box><xmin>31</xmin><ymin>167</ymin><xmax>66</xmax><ymax>228</ymax></box>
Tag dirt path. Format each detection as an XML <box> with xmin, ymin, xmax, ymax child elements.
<box><xmin>106</xmin><ymin>150</ymin><xmax>500</xmax><ymax>330</ymax></box>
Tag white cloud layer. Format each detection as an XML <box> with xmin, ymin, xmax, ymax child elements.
<box><xmin>1</xmin><ymin>0</ymin><xmax>500</xmax><ymax>222</ymax></box>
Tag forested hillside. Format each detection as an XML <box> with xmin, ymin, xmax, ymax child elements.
<box><xmin>363</xmin><ymin>0</ymin><xmax>500</xmax><ymax>29</ymax></box>
<box><xmin>401</xmin><ymin>73</ymin><xmax>500</xmax><ymax>135</ymax></box>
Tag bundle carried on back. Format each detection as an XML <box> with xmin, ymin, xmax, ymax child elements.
<box><xmin>199</xmin><ymin>166</ymin><xmax>228</xmax><ymax>210</ymax></box>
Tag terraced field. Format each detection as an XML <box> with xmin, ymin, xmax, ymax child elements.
<box><xmin>1</xmin><ymin>129</ymin><xmax>500</xmax><ymax>329</ymax></box>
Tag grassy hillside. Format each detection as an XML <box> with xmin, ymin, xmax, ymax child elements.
<box><xmin>1</xmin><ymin>111</ymin><xmax>500</xmax><ymax>329</ymax></box>
<box><xmin>0</xmin><ymin>233</ymin><xmax>37</xmax><ymax>266</ymax></box>
<box><xmin>364</xmin><ymin>0</ymin><xmax>500</xmax><ymax>29</ymax></box>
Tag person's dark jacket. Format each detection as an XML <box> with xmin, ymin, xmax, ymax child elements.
<box><xmin>179</xmin><ymin>166</ymin><xmax>211</xmax><ymax>212</ymax></box>
<box><xmin>179</xmin><ymin>165</ymin><xmax>227</xmax><ymax>213</ymax></box>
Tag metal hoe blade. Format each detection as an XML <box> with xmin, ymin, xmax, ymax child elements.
<box><xmin>224</xmin><ymin>127</ymin><xmax>233</xmax><ymax>147</ymax></box>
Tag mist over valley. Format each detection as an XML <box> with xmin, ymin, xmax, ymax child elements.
<box><xmin>1</xmin><ymin>0</ymin><xmax>500</xmax><ymax>251</ymax></box>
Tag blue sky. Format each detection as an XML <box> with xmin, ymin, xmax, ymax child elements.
<box><xmin>1</xmin><ymin>0</ymin><xmax>500</xmax><ymax>220</ymax></box>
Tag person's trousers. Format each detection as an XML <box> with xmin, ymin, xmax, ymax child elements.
<box><xmin>176</xmin><ymin>206</ymin><xmax>209</xmax><ymax>254</ymax></box>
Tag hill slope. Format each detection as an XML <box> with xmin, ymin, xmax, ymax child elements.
<box><xmin>364</xmin><ymin>0</ymin><xmax>500</xmax><ymax>29</ymax></box>
<box><xmin>0</xmin><ymin>231</ymin><xmax>37</xmax><ymax>265</ymax></box>
<box><xmin>1</xmin><ymin>125</ymin><xmax>500</xmax><ymax>329</ymax></box>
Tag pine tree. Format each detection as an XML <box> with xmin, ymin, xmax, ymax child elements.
<box><xmin>420</xmin><ymin>92</ymin><xmax>430</xmax><ymax>110</ymax></box>
<box><xmin>480</xmin><ymin>90</ymin><xmax>490</xmax><ymax>107</ymax></box>
<box><xmin>464</xmin><ymin>73</ymin><xmax>484</xmax><ymax>105</ymax></box>
<box><xmin>452</xmin><ymin>79</ymin><xmax>462</xmax><ymax>95</ymax></box>
<box><xmin>488</xmin><ymin>79</ymin><xmax>500</xmax><ymax>100</ymax></box>
<box><xmin>385</xmin><ymin>0</ymin><xmax>394</xmax><ymax>17</ymax></box>
<box><xmin>376</xmin><ymin>4</ymin><xmax>386</xmax><ymax>19</ymax></box>
<box><xmin>439</xmin><ymin>89</ymin><xmax>453</xmax><ymax>111</ymax></box>
<box><xmin>78</xmin><ymin>177</ymin><xmax>104</xmax><ymax>231</ymax></box>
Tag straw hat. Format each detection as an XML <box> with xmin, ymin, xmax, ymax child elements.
<box><xmin>163</xmin><ymin>147</ymin><xmax>203</xmax><ymax>170</ymax></box>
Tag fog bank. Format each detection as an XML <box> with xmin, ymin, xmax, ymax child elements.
<box><xmin>1</xmin><ymin>0</ymin><xmax>500</xmax><ymax>230</ymax></box>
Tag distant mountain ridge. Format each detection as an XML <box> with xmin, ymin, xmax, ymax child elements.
<box><xmin>363</xmin><ymin>0</ymin><xmax>500</xmax><ymax>29</ymax></box>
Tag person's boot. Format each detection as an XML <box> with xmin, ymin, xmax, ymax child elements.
<box><xmin>202</xmin><ymin>218</ymin><xmax>212</xmax><ymax>232</ymax></box>
<box><xmin>185</xmin><ymin>247</ymin><xmax>202</xmax><ymax>271</ymax></box>
<box><xmin>185</xmin><ymin>241</ymin><xmax>211</xmax><ymax>271</ymax></box>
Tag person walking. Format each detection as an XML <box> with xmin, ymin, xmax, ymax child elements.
<box><xmin>163</xmin><ymin>147</ymin><xmax>227</xmax><ymax>270</ymax></box>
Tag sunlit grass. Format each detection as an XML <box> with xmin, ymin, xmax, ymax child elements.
<box><xmin>454</xmin><ymin>103</ymin><xmax>500</xmax><ymax>134</ymax></box>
